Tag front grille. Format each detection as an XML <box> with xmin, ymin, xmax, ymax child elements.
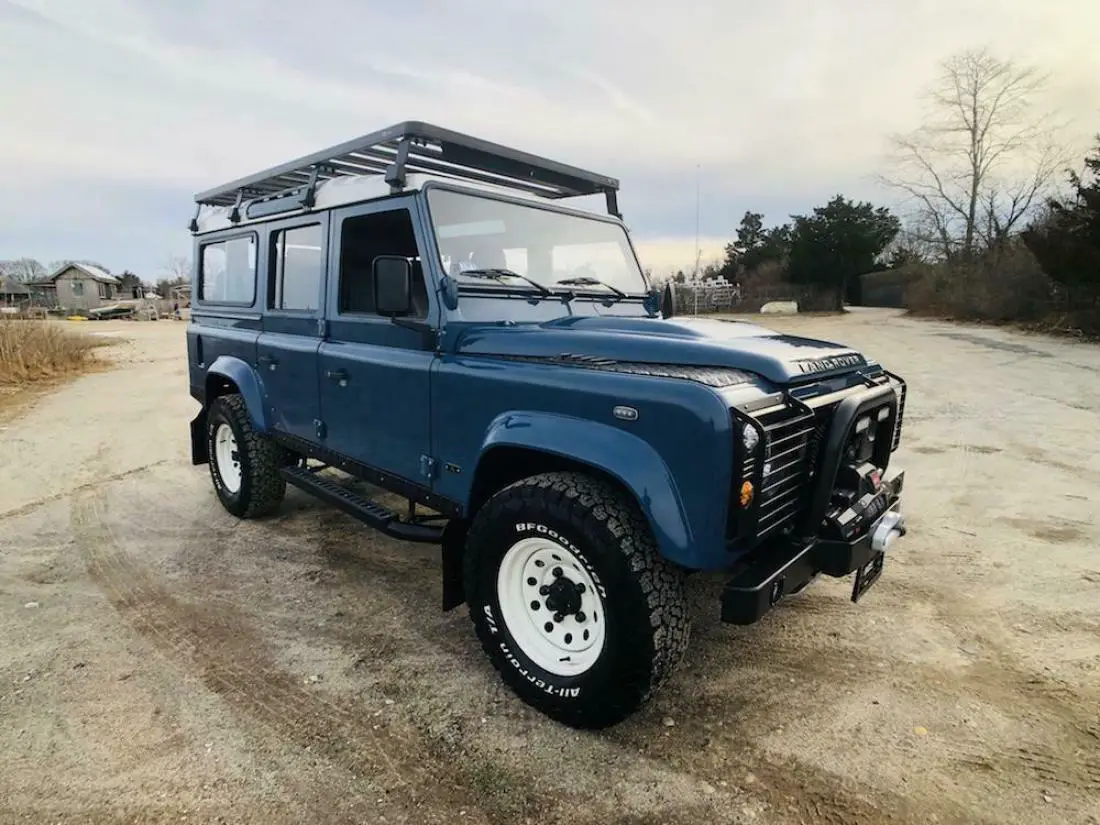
<box><xmin>754</xmin><ymin>404</ymin><xmax>816</xmax><ymax>538</ymax></box>
<box><xmin>891</xmin><ymin>377</ymin><xmax>906</xmax><ymax>451</ymax></box>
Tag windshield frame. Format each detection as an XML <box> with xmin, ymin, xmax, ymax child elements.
<box><xmin>420</xmin><ymin>180</ymin><xmax>652</xmax><ymax>299</ymax></box>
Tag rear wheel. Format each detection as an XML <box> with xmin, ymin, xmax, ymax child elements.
<box><xmin>206</xmin><ymin>393</ymin><xmax>287</xmax><ymax>518</ymax></box>
<box><xmin>464</xmin><ymin>471</ymin><xmax>690</xmax><ymax>729</ymax></box>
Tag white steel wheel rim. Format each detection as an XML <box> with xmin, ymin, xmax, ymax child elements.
<box><xmin>213</xmin><ymin>423</ymin><xmax>242</xmax><ymax>494</ymax></box>
<box><xmin>496</xmin><ymin>536</ymin><xmax>606</xmax><ymax>677</ymax></box>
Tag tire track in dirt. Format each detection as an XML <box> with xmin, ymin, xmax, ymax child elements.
<box><xmin>256</xmin><ymin>503</ymin><xmax>742</xmax><ymax>825</ymax></box>
<box><xmin>754</xmin><ymin>580</ymin><xmax>1100</xmax><ymax>817</ymax></box>
<box><xmin>0</xmin><ymin>460</ymin><xmax>170</xmax><ymax>522</ymax></box>
<box><xmin>754</xmin><ymin>573</ymin><xmax>1100</xmax><ymax>722</ymax></box>
<box><xmin>652</xmin><ymin>575</ymin><xmax>1100</xmax><ymax>825</ymax></box>
<box><xmin>612</xmin><ymin>708</ymin><xmax>942</xmax><ymax>825</ymax></box>
<box><xmin>69</xmin><ymin>487</ymin><xmax>494</xmax><ymax>825</ymax></box>
<box><xmin>77</xmin><ymin>469</ymin><xmax>741</xmax><ymax>825</ymax></box>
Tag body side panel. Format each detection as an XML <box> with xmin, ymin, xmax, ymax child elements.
<box><xmin>431</xmin><ymin>355</ymin><xmax>736</xmax><ymax>570</ymax></box>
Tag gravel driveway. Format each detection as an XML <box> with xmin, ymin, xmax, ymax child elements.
<box><xmin>1</xmin><ymin>311</ymin><xmax>1097</xmax><ymax>825</ymax></box>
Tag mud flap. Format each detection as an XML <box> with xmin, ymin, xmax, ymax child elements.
<box><xmin>441</xmin><ymin>518</ymin><xmax>469</xmax><ymax>611</ymax></box>
<box><xmin>190</xmin><ymin>407</ymin><xmax>209</xmax><ymax>465</ymax></box>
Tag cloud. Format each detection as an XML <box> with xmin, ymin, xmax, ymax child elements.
<box><xmin>1</xmin><ymin>0</ymin><xmax>1098</xmax><ymax>275</ymax></box>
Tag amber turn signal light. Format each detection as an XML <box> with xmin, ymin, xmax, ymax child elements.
<box><xmin>739</xmin><ymin>481</ymin><xmax>754</xmax><ymax>507</ymax></box>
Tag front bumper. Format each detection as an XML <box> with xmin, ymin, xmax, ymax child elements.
<box><xmin>720</xmin><ymin>467</ymin><xmax>906</xmax><ymax>625</ymax></box>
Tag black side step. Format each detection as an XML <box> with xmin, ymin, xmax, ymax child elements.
<box><xmin>279</xmin><ymin>466</ymin><xmax>444</xmax><ymax>544</ymax></box>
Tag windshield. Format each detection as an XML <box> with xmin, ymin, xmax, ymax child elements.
<box><xmin>426</xmin><ymin>188</ymin><xmax>648</xmax><ymax>296</ymax></box>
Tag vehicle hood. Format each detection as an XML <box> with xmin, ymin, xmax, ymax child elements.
<box><xmin>453</xmin><ymin>315</ymin><xmax>873</xmax><ymax>384</ymax></box>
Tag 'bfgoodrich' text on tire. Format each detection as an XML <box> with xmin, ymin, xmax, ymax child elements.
<box><xmin>464</xmin><ymin>471</ymin><xmax>690</xmax><ymax>729</ymax></box>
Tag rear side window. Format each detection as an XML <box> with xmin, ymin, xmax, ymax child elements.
<box><xmin>200</xmin><ymin>235</ymin><xmax>256</xmax><ymax>304</ymax></box>
<box><xmin>270</xmin><ymin>224</ymin><xmax>323</xmax><ymax>311</ymax></box>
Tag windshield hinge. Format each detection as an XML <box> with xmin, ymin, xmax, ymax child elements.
<box><xmin>316</xmin><ymin>318</ymin><xmax>328</xmax><ymax>338</ymax></box>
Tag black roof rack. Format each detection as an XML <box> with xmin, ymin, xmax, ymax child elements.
<box><xmin>192</xmin><ymin>121</ymin><xmax>622</xmax><ymax>227</ymax></box>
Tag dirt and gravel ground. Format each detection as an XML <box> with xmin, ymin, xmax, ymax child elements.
<box><xmin>1</xmin><ymin>310</ymin><xmax>1098</xmax><ymax>825</ymax></box>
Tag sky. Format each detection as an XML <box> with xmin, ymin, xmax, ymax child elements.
<box><xmin>1</xmin><ymin>0</ymin><xmax>1098</xmax><ymax>280</ymax></box>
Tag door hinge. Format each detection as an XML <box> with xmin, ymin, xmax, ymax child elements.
<box><xmin>419</xmin><ymin>455</ymin><xmax>437</xmax><ymax>480</ymax></box>
<box><xmin>315</xmin><ymin>419</ymin><xmax>327</xmax><ymax>440</ymax></box>
<box><xmin>317</xmin><ymin>318</ymin><xmax>328</xmax><ymax>338</ymax></box>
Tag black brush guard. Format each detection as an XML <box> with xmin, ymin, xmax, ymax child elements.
<box><xmin>721</xmin><ymin>383</ymin><xmax>906</xmax><ymax>625</ymax></box>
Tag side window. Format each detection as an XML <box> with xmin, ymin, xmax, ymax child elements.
<box><xmin>337</xmin><ymin>209</ymin><xmax>426</xmax><ymax>318</ymax></box>
<box><xmin>269</xmin><ymin>224</ymin><xmax>323</xmax><ymax>311</ymax></box>
<box><xmin>200</xmin><ymin>235</ymin><xmax>256</xmax><ymax>304</ymax></box>
<box><xmin>72</xmin><ymin>280</ymin><xmax>84</xmax><ymax>297</ymax></box>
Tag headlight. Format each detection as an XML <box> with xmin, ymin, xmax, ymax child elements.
<box><xmin>742</xmin><ymin>423</ymin><xmax>759</xmax><ymax>452</ymax></box>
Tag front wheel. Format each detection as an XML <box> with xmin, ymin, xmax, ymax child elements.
<box><xmin>464</xmin><ymin>472</ymin><xmax>690</xmax><ymax>729</ymax></box>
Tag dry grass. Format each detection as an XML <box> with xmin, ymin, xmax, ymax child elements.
<box><xmin>0</xmin><ymin>320</ymin><xmax>108</xmax><ymax>387</ymax></box>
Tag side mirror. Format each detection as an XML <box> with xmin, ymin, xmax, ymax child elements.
<box><xmin>661</xmin><ymin>282</ymin><xmax>676</xmax><ymax>318</ymax></box>
<box><xmin>374</xmin><ymin>256</ymin><xmax>412</xmax><ymax>316</ymax></box>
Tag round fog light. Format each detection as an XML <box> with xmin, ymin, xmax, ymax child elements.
<box><xmin>742</xmin><ymin>424</ymin><xmax>759</xmax><ymax>452</ymax></box>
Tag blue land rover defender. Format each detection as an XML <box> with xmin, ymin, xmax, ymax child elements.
<box><xmin>186</xmin><ymin>122</ymin><xmax>908</xmax><ymax>729</ymax></box>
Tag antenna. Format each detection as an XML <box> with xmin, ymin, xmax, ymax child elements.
<box><xmin>693</xmin><ymin>163</ymin><xmax>700</xmax><ymax>315</ymax></box>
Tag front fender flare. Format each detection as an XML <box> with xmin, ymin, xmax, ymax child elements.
<box><xmin>476</xmin><ymin>411</ymin><xmax>694</xmax><ymax>567</ymax></box>
<box><xmin>205</xmin><ymin>355</ymin><xmax>267</xmax><ymax>433</ymax></box>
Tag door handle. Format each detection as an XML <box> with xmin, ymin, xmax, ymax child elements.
<box><xmin>326</xmin><ymin>368</ymin><xmax>349</xmax><ymax>384</ymax></box>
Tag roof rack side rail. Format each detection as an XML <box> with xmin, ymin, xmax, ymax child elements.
<box><xmin>239</xmin><ymin>164</ymin><xmax>332</xmax><ymax>222</ymax></box>
<box><xmin>192</xmin><ymin>121</ymin><xmax>622</xmax><ymax>213</ymax></box>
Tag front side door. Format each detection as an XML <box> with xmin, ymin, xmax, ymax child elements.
<box><xmin>318</xmin><ymin>196</ymin><xmax>436</xmax><ymax>486</ymax></box>
<box><xmin>256</xmin><ymin>214</ymin><xmax>330</xmax><ymax>444</ymax></box>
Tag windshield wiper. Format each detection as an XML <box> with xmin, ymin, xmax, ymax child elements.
<box><xmin>460</xmin><ymin>268</ymin><xmax>552</xmax><ymax>297</ymax></box>
<box><xmin>555</xmin><ymin>276</ymin><xmax>627</xmax><ymax>299</ymax></box>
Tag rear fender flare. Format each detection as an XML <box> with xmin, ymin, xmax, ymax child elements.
<box><xmin>205</xmin><ymin>355</ymin><xmax>267</xmax><ymax>433</ymax></box>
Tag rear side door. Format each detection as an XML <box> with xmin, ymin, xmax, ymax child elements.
<box><xmin>317</xmin><ymin>196</ymin><xmax>436</xmax><ymax>486</ymax></box>
<box><xmin>189</xmin><ymin>231</ymin><xmax>262</xmax><ymax>396</ymax></box>
<box><xmin>255</xmin><ymin>214</ymin><xmax>330</xmax><ymax>444</ymax></box>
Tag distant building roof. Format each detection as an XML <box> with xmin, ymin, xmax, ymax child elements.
<box><xmin>43</xmin><ymin>262</ymin><xmax>120</xmax><ymax>284</ymax></box>
<box><xmin>0</xmin><ymin>276</ymin><xmax>30</xmax><ymax>295</ymax></box>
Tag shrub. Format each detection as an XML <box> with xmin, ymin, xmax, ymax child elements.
<box><xmin>735</xmin><ymin>261</ymin><xmax>839</xmax><ymax>312</ymax></box>
<box><xmin>904</xmin><ymin>246</ymin><xmax>1056</xmax><ymax>325</ymax></box>
<box><xmin>0</xmin><ymin>320</ymin><xmax>105</xmax><ymax>386</ymax></box>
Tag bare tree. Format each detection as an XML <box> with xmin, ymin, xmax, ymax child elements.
<box><xmin>0</xmin><ymin>258</ymin><xmax>48</xmax><ymax>281</ymax></box>
<box><xmin>163</xmin><ymin>255</ymin><xmax>191</xmax><ymax>281</ymax></box>
<box><xmin>882</xmin><ymin>47</ymin><xmax>1067</xmax><ymax>262</ymax></box>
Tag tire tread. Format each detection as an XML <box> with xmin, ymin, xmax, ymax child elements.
<box><xmin>211</xmin><ymin>393</ymin><xmax>287</xmax><ymax>518</ymax></box>
<box><xmin>465</xmin><ymin>470</ymin><xmax>690</xmax><ymax>727</ymax></box>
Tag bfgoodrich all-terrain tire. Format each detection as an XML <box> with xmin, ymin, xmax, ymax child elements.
<box><xmin>464</xmin><ymin>471</ymin><xmax>690</xmax><ymax>729</ymax></box>
<box><xmin>206</xmin><ymin>393</ymin><xmax>288</xmax><ymax>518</ymax></box>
